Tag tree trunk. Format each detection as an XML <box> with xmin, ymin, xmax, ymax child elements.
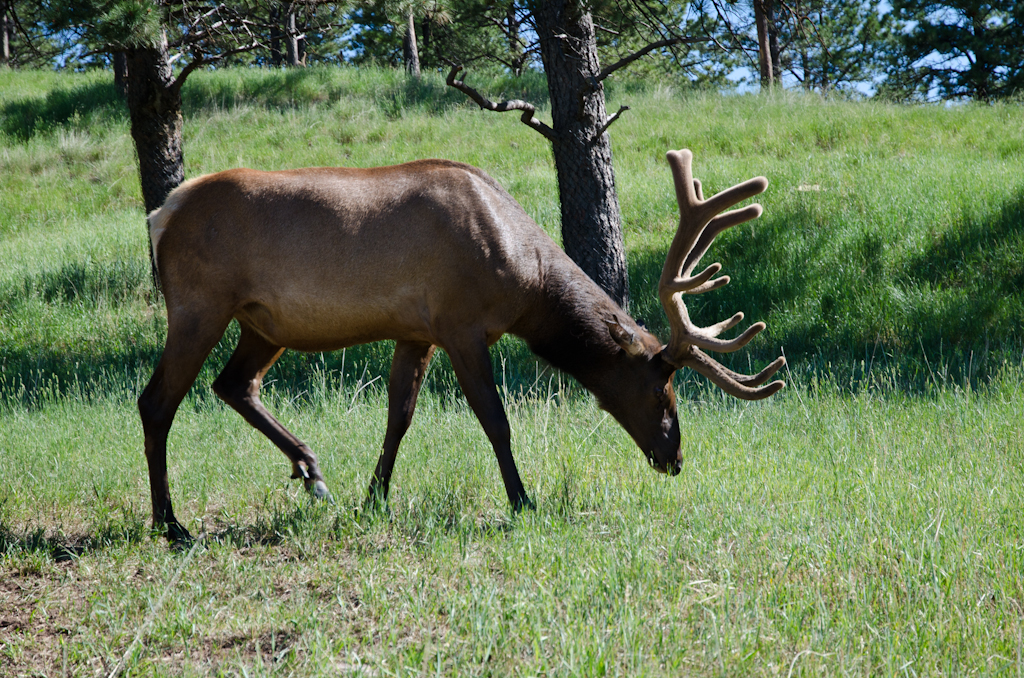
<box><xmin>125</xmin><ymin>33</ymin><xmax>184</xmax><ymax>284</ymax></box>
<box><xmin>767</xmin><ymin>0</ymin><xmax>781</xmax><ymax>84</ymax></box>
<box><xmin>269</xmin><ymin>4</ymin><xmax>283</xmax><ymax>66</ymax></box>
<box><xmin>403</xmin><ymin>10</ymin><xmax>420</xmax><ymax>77</ymax></box>
<box><xmin>285</xmin><ymin>11</ymin><xmax>303</xmax><ymax>67</ymax></box>
<box><xmin>125</xmin><ymin>36</ymin><xmax>184</xmax><ymax>215</ymax></box>
<box><xmin>507</xmin><ymin>4</ymin><xmax>523</xmax><ymax>76</ymax></box>
<box><xmin>113</xmin><ymin>51</ymin><xmax>128</xmax><ymax>97</ymax></box>
<box><xmin>534</xmin><ymin>1</ymin><xmax>629</xmax><ymax>309</ymax></box>
<box><xmin>969</xmin><ymin>10</ymin><xmax>991</xmax><ymax>101</ymax></box>
<box><xmin>1</xmin><ymin>1</ymin><xmax>10</xmax><ymax>68</ymax></box>
<box><xmin>801</xmin><ymin>48</ymin><xmax>810</xmax><ymax>90</ymax></box>
<box><xmin>754</xmin><ymin>0</ymin><xmax>774</xmax><ymax>89</ymax></box>
<box><xmin>419</xmin><ymin>15</ymin><xmax>431</xmax><ymax>70</ymax></box>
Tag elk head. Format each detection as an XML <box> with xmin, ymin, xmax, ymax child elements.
<box><xmin>657</xmin><ymin>149</ymin><xmax>786</xmax><ymax>401</ymax></box>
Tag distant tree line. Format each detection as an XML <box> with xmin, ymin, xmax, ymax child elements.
<box><xmin>3</xmin><ymin>1</ymin><xmax>1021</xmax><ymax>305</ymax></box>
<box><xmin>6</xmin><ymin>1</ymin><xmax>1021</xmax><ymax>102</ymax></box>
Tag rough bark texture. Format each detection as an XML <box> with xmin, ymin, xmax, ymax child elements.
<box><xmin>269</xmin><ymin>5</ymin><xmax>283</xmax><ymax>66</ymax></box>
<box><xmin>1</xmin><ymin>1</ymin><xmax>10</xmax><ymax>67</ymax></box>
<box><xmin>285</xmin><ymin>11</ymin><xmax>303</xmax><ymax>67</ymax></box>
<box><xmin>113</xmin><ymin>51</ymin><xmax>128</xmax><ymax>97</ymax></box>
<box><xmin>125</xmin><ymin>36</ymin><xmax>184</xmax><ymax>215</ymax></box>
<box><xmin>534</xmin><ymin>1</ymin><xmax>629</xmax><ymax>309</ymax></box>
<box><xmin>754</xmin><ymin>0</ymin><xmax>774</xmax><ymax>88</ymax></box>
<box><xmin>403</xmin><ymin>10</ymin><xmax>420</xmax><ymax>76</ymax></box>
<box><xmin>767</xmin><ymin>1</ymin><xmax>780</xmax><ymax>81</ymax></box>
<box><xmin>419</xmin><ymin>15</ymin><xmax>432</xmax><ymax>69</ymax></box>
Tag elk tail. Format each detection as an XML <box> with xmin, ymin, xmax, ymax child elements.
<box><xmin>146</xmin><ymin>206</ymin><xmax>167</xmax><ymax>291</ymax></box>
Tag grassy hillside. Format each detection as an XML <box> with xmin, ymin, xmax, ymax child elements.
<box><xmin>1</xmin><ymin>66</ymin><xmax>1023</xmax><ymax>676</ymax></box>
<box><xmin>2</xmin><ymin>66</ymin><xmax>1023</xmax><ymax>408</ymax></box>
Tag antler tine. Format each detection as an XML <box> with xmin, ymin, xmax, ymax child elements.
<box><xmin>680</xmin><ymin>348</ymin><xmax>786</xmax><ymax>401</ymax></box>
<box><xmin>658</xmin><ymin>149</ymin><xmax>785</xmax><ymax>399</ymax></box>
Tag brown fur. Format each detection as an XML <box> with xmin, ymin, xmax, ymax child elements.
<box><xmin>139</xmin><ymin>159</ymin><xmax>682</xmax><ymax>541</ymax></box>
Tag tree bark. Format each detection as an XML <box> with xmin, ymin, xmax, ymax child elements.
<box><xmin>125</xmin><ymin>34</ymin><xmax>184</xmax><ymax>215</ymax></box>
<box><xmin>754</xmin><ymin>0</ymin><xmax>774</xmax><ymax>89</ymax></box>
<box><xmin>767</xmin><ymin>1</ymin><xmax>780</xmax><ymax>83</ymax></box>
<box><xmin>403</xmin><ymin>10</ymin><xmax>420</xmax><ymax>77</ymax></box>
<box><xmin>533</xmin><ymin>1</ymin><xmax>629</xmax><ymax>309</ymax></box>
<box><xmin>507</xmin><ymin>4</ymin><xmax>523</xmax><ymax>76</ymax></box>
<box><xmin>269</xmin><ymin>4</ymin><xmax>283</xmax><ymax>66</ymax></box>
<box><xmin>1</xmin><ymin>1</ymin><xmax>10</xmax><ymax>68</ymax></box>
<box><xmin>419</xmin><ymin>15</ymin><xmax>431</xmax><ymax>69</ymax></box>
<box><xmin>285</xmin><ymin>11</ymin><xmax>303</xmax><ymax>67</ymax></box>
<box><xmin>113</xmin><ymin>51</ymin><xmax>128</xmax><ymax>97</ymax></box>
<box><xmin>124</xmin><ymin>33</ymin><xmax>184</xmax><ymax>285</ymax></box>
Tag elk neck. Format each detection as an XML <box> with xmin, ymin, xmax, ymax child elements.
<box><xmin>510</xmin><ymin>256</ymin><xmax>636</xmax><ymax>389</ymax></box>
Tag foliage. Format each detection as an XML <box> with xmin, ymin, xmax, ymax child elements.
<box><xmin>592</xmin><ymin>0</ymin><xmax>740</xmax><ymax>89</ymax></box>
<box><xmin>0</xmin><ymin>1</ymin><xmax>71</xmax><ymax>68</ymax></box>
<box><xmin>773</xmin><ymin>0</ymin><xmax>896</xmax><ymax>94</ymax></box>
<box><xmin>38</xmin><ymin>1</ymin><xmax>348</xmax><ymax>68</ymax></box>
<box><xmin>891</xmin><ymin>0</ymin><xmax>1024</xmax><ymax>101</ymax></box>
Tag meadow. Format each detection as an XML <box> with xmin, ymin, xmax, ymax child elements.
<box><xmin>0</xmin><ymin>65</ymin><xmax>1022</xmax><ymax>676</ymax></box>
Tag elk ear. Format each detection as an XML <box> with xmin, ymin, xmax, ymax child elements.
<box><xmin>606</xmin><ymin>318</ymin><xmax>646</xmax><ymax>357</ymax></box>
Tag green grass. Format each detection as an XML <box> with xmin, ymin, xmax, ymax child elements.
<box><xmin>1</xmin><ymin>65</ymin><xmax>1023</xmax><ymax>675</ymax></box>
<box><xmin>2</xmin><ymin>379</ymin><xmax>1022</xmax><ymax>675</ymax></box>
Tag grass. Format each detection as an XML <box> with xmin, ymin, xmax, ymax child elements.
<box><xmin>1</xmin><ymin>65</ymin><xmax>1023</xmax><ymax>675</ymax></box>
<box><xmin>2</xmin><ymin>379</ymin><xmax>1022</xmax><ymax>675</ymax></box>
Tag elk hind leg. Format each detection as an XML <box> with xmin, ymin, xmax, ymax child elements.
<box><xmin>139</xmin><ymin>311</ymin><xmax>232</xmax><ymax>543</ymax></box>
<box><xmin>211</xmin><ymin>325</ymin><xmax>331</xmax><ymax>500</ymax></box>
<box><xmin>366</xmin><ymin>341</ymin><xmax>435</xmax><ymax>509</ymax></box>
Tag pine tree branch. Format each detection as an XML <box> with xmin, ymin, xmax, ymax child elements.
<box><xmin>595</xmin><ymin>105</ymin><xmax>630</xmax><ymax>139</ymax></box>
<box><xmin>445</xmin><ymin>64</ymin><xmax>557</xmax><ymax>142</ymax></box>
<box><xmin>592</xmin><ymin>36</ymin><xmax>705</xmax><ymax>84</ymax></box>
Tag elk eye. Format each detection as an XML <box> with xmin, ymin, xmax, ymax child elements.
<box><xmin>654</xmin><ymin>386</ymin><xmax>665</xmax><ymax>397</ymax></box>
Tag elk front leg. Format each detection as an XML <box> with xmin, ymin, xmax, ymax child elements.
<box><xmin>212</xmin><ymin>325</ymin><xmax>330</xmax><ymax>500</ymax></box>
<box><xmin>446</xmin><ymin>338</ymin><xmax>532</xmax><ymax>512</ymax></box>
<box><xmin>365</xmin><ymin>341</ymin><xmax>436</xmax><ymax>508</ymax></box>
<box><xmin>139</xmin><ymin>310</ymin><xmax>232</xmax><ymax>544</ymax></box>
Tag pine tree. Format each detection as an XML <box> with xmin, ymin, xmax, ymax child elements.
<box><xmin>892</xmin><ymin>0</ymin><xmax>1023</xmax><ymax>101</ymax></box>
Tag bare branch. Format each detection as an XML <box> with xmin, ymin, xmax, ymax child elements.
<box><xmin>594</xmin><ymin>36</ymin><xmax>706</xmax><ymax>84</ymax></box>
<box><xmin>594</xmin><ymin>24</ymin><xmax>621</xmax><ymax>36</ymax></box>
<box><xmin>7</xmin><ymin>3</ymin><xmax>48</xmax><ymax>61</ymax></box>
<box><xmin>171</xmin><ymin>39</ymin><xmax>261</xmax><ymax>93</ymax></box>
<box><xmin>595</xmin><ymin>105</ymin><xmax>629</xmax><ymax>138</ymax></box>
<box><xmin>445</xmin><ymin>65</ymin><xmax>557</xmax><ymax>143</ymax></box>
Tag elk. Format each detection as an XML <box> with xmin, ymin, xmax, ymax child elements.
<box><xmin>140</xmin><ymin>148</ymin><xmax>784</xmax><ymax>542</ymax></box>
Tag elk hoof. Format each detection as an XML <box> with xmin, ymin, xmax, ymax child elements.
<box><xmin>511</xmin><ymin>495</ymin><xmax>536</xmax><ymax>514</ymax></box>
<box><xmin>164</xmin><ymin>521</ymin><xmax>194</xmax><ymax>547</ymax></box>
<box><xmin>306</xmin><ymin>479</ymin><xmax>333</xmax><ymax>503</ymax></box>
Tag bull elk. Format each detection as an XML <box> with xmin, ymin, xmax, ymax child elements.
<box><xmin>140</xmin><ymin>149</ymin><xmax>784</xmax><ymax>542</ymax></box>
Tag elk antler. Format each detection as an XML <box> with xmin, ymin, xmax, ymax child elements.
<box><xmin>659</xmin><ymin>149</ymin><xmax>785</xmax><ymax>400</ymax></box>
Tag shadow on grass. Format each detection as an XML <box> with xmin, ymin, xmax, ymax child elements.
<box><xmin>899</xmin><ymin>190</ymin><xmax>1024</xmax><ymax>346</ymax></box>
<box><xmin>202</xmin><ymin>495</ymin><xmax>518</xmax><ymax>553</ymax></box>
<box><xmin>627</xmin><ymin>189</ymin><xmax>1024</xmax><ymax>390</ymax></box>
<box><xmin>1</xmin><ymin>79</ymin><xmax>127</xmax><ymax>141</ymax></box>
<box><xmin>1</xmin><ymin>66</ymin><xmax>549</xmax><ymax>143</ymax></box>
<box><xmin>180</xmin><ymin>66</ymin><xmax>549</xmax><ymax>119</ymax></box>
<box><xmin>0</xmin><ymin>508</ymin><xmax>150</xmax><ymax>563</ymax></box>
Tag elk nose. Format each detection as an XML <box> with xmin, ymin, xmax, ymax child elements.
<box><xmin>668</xmin><ymin>449</ymin><xmax>682</xmax><ymax>476</ymax></box>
